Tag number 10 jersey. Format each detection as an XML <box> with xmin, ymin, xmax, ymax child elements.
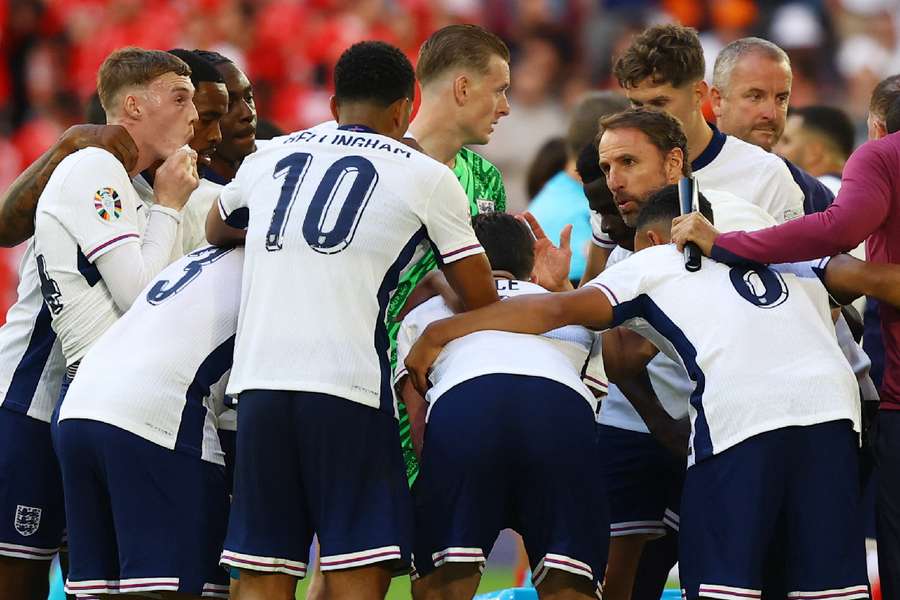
<box><xmin>218</xmin><ymin>126</ymin><xmax>485</xmax><ymax>416</ymax></box>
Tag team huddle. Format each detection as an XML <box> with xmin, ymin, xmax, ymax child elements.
<box><xmin>0</xmin><ymin>19</ymin><xmax>899</xmax><ymax>600</ymax></box>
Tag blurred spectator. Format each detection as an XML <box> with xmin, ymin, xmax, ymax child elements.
<box><xmin>527</xmin><ymin>91</ymin><xmax>628</xmax><ymax>284</ymax></box>
<box><xmin>774</xmin><ymin>105</ymin><xmax>856</xmax><ymax>195</ymax></box>
<box><xmin>480</xmin><ymin>27</ymin><xmax>569</xmax><ymax>212</ymax></box>
<box><xmin>524</xmin><ymin>136</ymin><xmax>566</xmax><ymax>201</ymax></box>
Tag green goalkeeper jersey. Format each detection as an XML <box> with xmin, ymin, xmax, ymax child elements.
<box><xmin>386</xmin><ymin>147</ymin><xmax>506</xmax><ymax>486</ymax></box>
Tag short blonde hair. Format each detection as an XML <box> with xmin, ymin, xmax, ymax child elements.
<box><xmin>97</xmin><ymin>47</ymin><xmax>191</xmax><ymax>114</ymax></box>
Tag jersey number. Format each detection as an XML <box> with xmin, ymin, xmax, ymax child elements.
<box><xmin>36</xmin><ymin>254</ymin><xmax>63</xmax><ymax>315</ymax></box>
<box><xmin>266</xmin><ymin>152</ymin><xmax>379</xmax><ymax>254</ymax></box>
<box><xmin>728</xmin><ymin>264</ymin><xmax>789</xmax><ymax>309</ymax></box>
<box><xmin>146</xmin><ymin>246</ymin><xmax>234</xmax><ymax>304</ymax></box>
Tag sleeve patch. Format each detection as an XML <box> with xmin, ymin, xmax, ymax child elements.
<box><xmin>94</xmin><ymin>187</ymin><xmax>123</xmax><ymax>221</ymax></box>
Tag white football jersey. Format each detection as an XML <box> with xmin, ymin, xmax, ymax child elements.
<box><xmin>58</xmin><ymin>245</ymin><xmax>242</xmax><ymax>464</ymax></box>
<box><xmin>181</xmin><ymin>178</ymin><xmax>222</xmax><ymax>253</ymax></box>
<box><xmin>220</xmin><ymin>125</ymin><xmax>485</xmax><ymax>415</ymax></box>
<box><xmin>692</xmin><ymin>125</ymin><xmax>804</xmax><ymax>223</ymax></box>
<box><xmin>395</xmin><ymin>278</ymin><xmax>607</xmax><ymax>418</ymax></box>
<box><xmin>588</xmin><ymin>247</ymin><xmax>859</xmax><ymax>465</ymax></box>
<box><xmin>598</xmin><ymin>188</ymin><xmax>778</xmax><ymax>433</ymax></box>
<box><xmin>33</xmin><ymin>148</ymin><xmax>151</xmax><ymax>366</ymax></box>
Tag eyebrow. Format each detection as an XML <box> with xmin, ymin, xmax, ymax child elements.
<box><xmin>171</xmin><ymin>84</ymin><xmax>193</xmax><ymax>95</ymax></box>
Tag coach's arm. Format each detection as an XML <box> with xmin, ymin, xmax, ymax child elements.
<box><xmin>405</xmin><ymin>286</ymin><xmax>613</xmax><ymax>393</ymax></box>
<box><xmin>0</xmin><ymin>125</ymin><xmax>138</xmax><ymax>247</ymax></box>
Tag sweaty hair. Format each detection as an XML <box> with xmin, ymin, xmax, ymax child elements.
<box><xmin>334</xmin><ymin>41</ymin><xmax>415</xmax><ymax>107</ymax></box>
<box><xmin>97</xmin><ymin>47</ymin><xmax>191</xmax><ymax>115</ymax></box>
<box><xmin>635</xmin><ymin>184</ymin><xmax>714</xmax><ymax>231</ymax></box>
<box><xmin>791</xmin><ymin>105</ymin><xmax>856</xmax><ymax>160</ymax></box>
<box><xmin>416</xmin><ymin>24</ymin><xmax>510</xmax><ymax>87</ymax></box>
<box><xmin>613</xmin><ymin>24</ymin><xmax>705</xmax><ymax>89</ymax></box>
<box><xmin>712</xmin><ymin>37</ymin><xmax>791</xmax><ymax>93</ymax></box>
<box><xmin>472</xmin><ymin>213</ymin><xmax>535</xmax><ymax>280</ymax></box>
<box><xmin>598</xmin><ymin>107</ymin><xmax>691</xmax><ymax>177</ymax></box>
<box><xmin>566</xmin><ymin>91</ymin><xmax>630</xmax><ymax>158</ymax></box>
<box><xmin>192</xmin><ymin>49</ymin><xmax>233</xmax><ymax>66</ymax></box>
<box><xmin>869</xmin><ymin>74</ymin><xmax>900</xmax><ymax>121</ymax></box>
<box><xmin>168</xmin><ymin>49</ymin><xmax>225</xmax><ymax>87</ymax></box>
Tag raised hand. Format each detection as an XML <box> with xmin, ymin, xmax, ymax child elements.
<box><xmin>519</xmin><ymin>211</ymin><xmax>573</xmax><ymax>292</ymax></box>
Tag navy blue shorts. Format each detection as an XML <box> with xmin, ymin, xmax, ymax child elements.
<box><xmin>221</xmin><ymin>390</ymin><xmax>412</xmax><ymax>578</ymax></box>
<box><xmin>56</xmin><ymin>419</ymin><xmax>230</xmax><ymax>598</ymax></box>
<box><xmin>596</xmin><ymin>424</ymin><xmax>684</xmax><ymax>538</ymax></box>
<box><xmin>218</xmin><ymin>428</ymin><xmax>236</xmax><ymax>497</ymax></box>
<box><xmin>0</xmin><ymin>407</ymin><xmax>65</xmax><ymax>559</ymax></box>
<box><xmin>679</xmin><ymin>420</ymin><xmax>868</xmax><ymax>600</ymax></box>
<box><xmin>412</xmin><ymin>374</ymin><xmax>607</xmax><ymax>595</ymax></box>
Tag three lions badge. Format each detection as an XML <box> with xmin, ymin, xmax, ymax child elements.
<box><xmin>14</xmin><ymin>505</ymin><xmax>41</xmax><ymax>537</ymax></box>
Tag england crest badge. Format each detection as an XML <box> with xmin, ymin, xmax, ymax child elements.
<box><xmin>14</xmin><ymin>505</ymin><xmax>41</xmax><ymax>537</ymax></box>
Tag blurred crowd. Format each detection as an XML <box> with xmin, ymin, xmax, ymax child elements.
<box><xmin>0</xmin><ymin>0</ymin><xmax>899</xmax><ymax>315</ymax></box>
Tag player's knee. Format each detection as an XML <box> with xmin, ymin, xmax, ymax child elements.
<box><xmin>534</xmin><ymin>569</ymin><xmax>596</xmax><ymax>600</ymax></box>
<box><xmin>412</xmin><ymin>563</ymin><xmax>482</xmax><ymax>600</ymax></box>
<box><xmin>0</xmin><ymin>556</ymin><xmax>52</xmax><ymax>600</ymax></box>
<box><xmin>232</xmin><ymin>569</ymin><xmax>296</xmax><ymax>600</ymax></box>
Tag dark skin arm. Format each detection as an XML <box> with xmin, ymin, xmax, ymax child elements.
<box><xmin>0</xmin><ymin>124</ymin><xmax>138</xmax><ymax>246</ymax></box>
<box><xmin>405</xmin><ymin>286</ymin><xmax>613</xmax><ymax>393</ymax></box>
<box><xmin>438</xmin><ymin>253</ymin><xmax>499</xmax><ymax>311</ymax></box>
<box><xmin>397</xmin><ymin>377</ymin><xmax>428</xmax><ymax>460</ymax></box>
<box><xmin>823</xmin><ymin>253</ymin><xmax>900</xmax><ymax>309</ymax></box>
<box><xmin>205</xmin><ymin>196</ymin><xmax>247</xmax><ymax>247</ymax></box>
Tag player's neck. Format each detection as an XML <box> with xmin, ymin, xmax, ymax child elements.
<box><xmin>207</xmin><ymin>153</ymin><xmax>241</xmax><ymax>182</ymax></box>
<box><xmin>491</xmin><ymin>270</ymin><xmax>517</xmax><ymax>281</ymax></box>
<box><xmin>108</xmin><ymin>119</ymin><xmax>158</xmax><ymax>177</ymax></box>
<box><xmin>409</xmin><ymin>102</ymin><xmax>465</xmax><ymax>167</ymax></box>
<box><xmin>686</xmin><ymin>117</ymin><xmax>714</xmax><ymax>164</ymax></box>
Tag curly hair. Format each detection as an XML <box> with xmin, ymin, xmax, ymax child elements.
<box><xmin>613</xmin><ymin>24</ymin><xmax>705</xmax><ymax>89</ymax></box>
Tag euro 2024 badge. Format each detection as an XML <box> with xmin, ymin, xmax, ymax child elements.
<box><xmin>14</xmin><ymin>504</ymin><xmax>41</xmax><ymax>537</ymax></box>
<box><xmin>94</xmin><ymin>187</ymin><xmax>122</xmax><ymax>222</ymax></box>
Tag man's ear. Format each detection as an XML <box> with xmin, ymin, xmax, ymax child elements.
<box><xmin>529</xmin><ymin>271</ymin><xmax>539</xmax><ymax>284</ymax></box>
<box><xmin>646</xmin><ymin>228</ymin><xmax>667</xmax><ymax>247</ymax></box>
<box><xmin>665</xmin><ymin>147</ymin><xmax>684</xmax><ymax>183</ymax></box>
<box><xmin>694</xmin><ymin>80</ymin><xmax>709</xmax><ymax>108</ymax></box>
<box><xmin>122</xmin><ymin>92</ymin><xmax>142</xmax><ymax>120</ymax></box>
<box><xmin>709</xmin><ymin>86</ymin><xmax>724</xmax><ymax>119</ymax></box>
<box><xmin>329</xmin><ymin>95</ymin><xmax>339</xmax><ymax>121</ymax></box>
<box><xmin>453</xmin><ymin>74</ymin><xmax>469</xmax><ymax>106</ymax></box>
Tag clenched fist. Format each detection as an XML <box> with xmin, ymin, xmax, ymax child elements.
<box><xmin>154</xmin><ymin>146</ymin><xmax>200</xmax><ymax>211</ymax></box>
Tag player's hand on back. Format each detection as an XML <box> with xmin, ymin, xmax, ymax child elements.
<box><xmin>519</xmin><ymin>212</ymin><xmax>574</xmax><ymax>292</ymax></box>
<box><xmin>154</xmin><ymin>146</ymin><xmax>200</xmax><ymax>211</ymax></box>
<box><xmin>671</xmin><ymin>212</ymin><xmax>719</xmax><ymax>257</ymax></box>
<box><xmin>60</xmin><ymin>124</ymin><xmax>139</xmax><ymax>174</ymax></box>
<box><xmin>404</xmin><ymin>325</ymin><xmax>445</xmax><ymax>395</ymax></box>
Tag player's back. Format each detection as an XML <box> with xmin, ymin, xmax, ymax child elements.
<box><xmin>220</xmin><ymin>126</ymin><xmax>484</xmax><ymax>415</ymax></box>
<box><xmin>58</xmin><ymin>245</ymin><xmax>242</xmax><ymax>465</ymax></box>
<box><xmin>397</xmin><ymin>279</ymin><xmax>607</xmax><ymax>416</ymax></box>
<box><xmin>590</xmin><ymin>245</ymin><xmax>859</xmax><ymax>463</ymax></box>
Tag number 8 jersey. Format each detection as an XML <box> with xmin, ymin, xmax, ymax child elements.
<box><xmin>217</xmin><ymin>126</ymin><xmax>485</xmax><ymax>416</ymax></box>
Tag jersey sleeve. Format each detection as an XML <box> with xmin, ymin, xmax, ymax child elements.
<box><xmin>393</xmin><ymin>313</ymin><xmax>421</xmax><ymax>386</ymax></box>
<box><xmin>590</xmin><ymin>211</ymin><xmax>616</xmax><ymax>248</ymax></box>
<box><xmin>584</xmin><ymin>255</ymin><xmax>649</xmax><ymax>327</ymax></box>
<box><xmin>57</xmin><ymin>152</ymin><xmax>141</xmax><ymax>262</ymax></box>
<box><xmin>754</xmin><ymin>158</ymin><xmax>805</xmax><ymax>224</ymax></box>
<box><xmin>421</xmin><ymin>169</ymin><xmax>484</xmax><ymax>264</ymax></box>
<box><xmin>582</xmin><ymin>333</ymin><xmax>609</xmax><ymax>395</ymax></box>
<box><xmin>217</xmin><ymin>175</ymin><xmax>249</xmax><ymax>229</ymax></box>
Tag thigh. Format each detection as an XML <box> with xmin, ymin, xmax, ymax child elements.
<box><xmin>0</xmin><ymin>408</ymin><xmax>65</xmax><ymax>559</ymax></box>
<box><xmin>100</xmin><ymin>425</ymin><xmax>230</xmax><ymax>597</ymax></box>
<box><xmin>511</xmin><ymin>377</ymin><xmax>606</xmax><ymax>597</ymax></box>
<box><xmin>222</xmin><ymin>390</ymin><xmax>311</xmax><ymax>579</ymax></box>
<box><xmin>596</xmin><ymin>425</ymin><xmax>670</xmax><ymax>539</ymax></box>
<box><xmin>784</xmin><ymin>420</ymin><xmax>868</xmax><ymax>599</ymax></box>
<box><xmin>877</xmin><ymin>410</ymin><xmax>900</xmax><ymax>600</ymax></box>
<box><xmin>55</xmin><ymin>419</ymin><xmax>119</xmax><ymax>597</ymax></box>
<box><xmin>295</xmin><ymin>393</ymin><xmax>412</xmax><ymax>574</ymax></box>
<box><xmin>679</xmin><ymin>431</ymin><xmax>785</xmax><ymax>600</ymax></box>
<box><xmin>411</xmin><ymin>376</ymin><xmax>511</xmax><ymax>580</ymax></box>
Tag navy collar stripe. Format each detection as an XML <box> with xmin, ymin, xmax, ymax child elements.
<box><xmin>691</xmin><ymin>123</ymin><xmax>727</xmax><ymax>172</ymax></box>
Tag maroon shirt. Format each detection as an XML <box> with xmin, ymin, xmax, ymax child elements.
<box><xmin>712</xmin><ymin>132</ymin><xmax>900</xmax><ymax>408</ymax></box>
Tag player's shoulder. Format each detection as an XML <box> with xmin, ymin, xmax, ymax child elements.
<box><xmin>456</xmin><ymin>147</ymin><xmax>502</xmax><ymax>176</ymax></box>
<box><xmin>704</xmin><ymin>188</ymin><xmax>777</xmax><ymax>232</ymax></box>
<box><xmin>402</xmin><ymin>295</ymin><xmax>452</xmax><ymax>328</ymax></box>
<box><xmin>56</xmin><ymin>147</ymin><xmax>129</xmax><ymax>181</ymax></box>
<box><xmin>721</xmin><ymin>135</ymin><xmax>793</xmax><ymax>176</ymax></box>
